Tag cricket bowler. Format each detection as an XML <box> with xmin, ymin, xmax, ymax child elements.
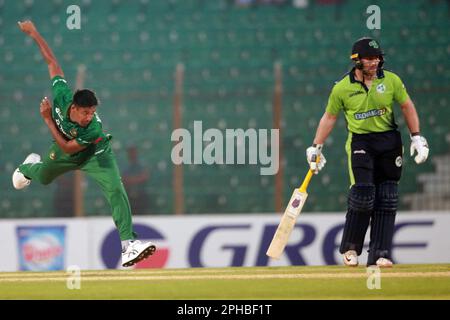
<box><xmin>13</xmin><ymin>20</ymin><xmax>155</xmax><ymax>268</ymax></box>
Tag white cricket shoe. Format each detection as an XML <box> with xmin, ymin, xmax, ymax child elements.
<box><xmin>12</xmin><ymin>153</ymin><xmax>41</xmax><ymax>190</ymax></box>
<box><xmin>343</xmin><ymin>250</ymin><xmax>358</xmax><ymax>267</ymax></box>
<box><xmin>376</xmin><ymin>257</ymin><xmax>393</xmax><ymax>268</ymax></box>
<box><xmin>122</xmin><ymin>240</ymin><xmax>156</xmax><ymax>267</ymax></box>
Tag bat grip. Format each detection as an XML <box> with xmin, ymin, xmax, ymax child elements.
<box><xmin>299</xmin><ymin>154</ymin><xmax>320</xmax><ymax>192</ymax></box>
<box><xmin>299</xmin><ymin>169</ymin><xmax>313</xmax><ymax>193</ymax></box>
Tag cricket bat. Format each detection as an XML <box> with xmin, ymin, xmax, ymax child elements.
<box><xmin>266</xmin><ymin>168</ymin><xmax>315</xmax><ymax>259</ymax></box>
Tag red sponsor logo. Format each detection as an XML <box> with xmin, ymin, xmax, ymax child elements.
<box><xmin>23</xmin><ymin>243</ymin><xmax>63</xmax><ymax>262</ymax></box>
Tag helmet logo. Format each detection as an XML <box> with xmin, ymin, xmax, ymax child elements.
<box><xmin>369</xmin><ymin>40</ymin><xmax>379</xmax><ymax>48</ymax></box>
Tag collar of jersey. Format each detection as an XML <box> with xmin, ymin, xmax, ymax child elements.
<box><xmin>348</xmin><ymin>67</ymin><xmax>385</xmax><ymax>83</ymax></box>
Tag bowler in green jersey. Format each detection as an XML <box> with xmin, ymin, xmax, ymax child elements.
<box><xmin>306</xmin><ymin>37</ymin><xmax>429</xmax><ymax>267</ymax></box>
<box><xmin>13</xmin><ymin>21</ymin><xmax>156</xmax><ymax>268</ymax></box>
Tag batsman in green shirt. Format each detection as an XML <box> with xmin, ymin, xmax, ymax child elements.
<box><xmin>306</xmin><ymin>38</ymin><xmax>430</xmax><ymax>267</ymax></box>
<box><xmin>13</xmin><ymin>21</ymin><xmax>155</xmax><ymax>268</ymax></box>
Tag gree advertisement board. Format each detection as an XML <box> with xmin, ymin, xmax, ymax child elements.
<box><xmin>0</xmin><ymin>212</ymin><xmax>448</xmax><ymax>271</ymax></box>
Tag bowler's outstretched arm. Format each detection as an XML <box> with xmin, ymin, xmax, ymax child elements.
<box><xmin>18</xmin><ymin>20</ymin><xmax>64</xmax><ymax>79</ymax></box>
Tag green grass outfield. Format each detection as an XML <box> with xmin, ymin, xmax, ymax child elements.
<box><xmin>0</xmin><ymin>264</ymin><xmax>448</xmax><ymax>300</ymax></box>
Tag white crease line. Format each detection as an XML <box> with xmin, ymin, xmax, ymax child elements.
<box><xmin>0</xmin><ymin>268</ymin><xmax>351</xmax><ymax>278</ymax></box>
<box><xmin>0</xmin><ymin>272</ymin><xmax>449</xmax><ymax>282</ymax></box>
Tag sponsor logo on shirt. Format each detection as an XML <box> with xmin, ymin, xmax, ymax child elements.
<box><xmin>354</xmin><ymin>107</ymin><xmax>387</xmax><ymax>120</ymax></box>
<box><xmin>55</xmin><ymin>107</ymin><xmax>64</xmax><ymax>121</ymax></box>
<box><xmin>54</xmin><ymin>118</ymin><xmax>72</xmax><ymax>140</ymax></box>
<box><xmin>53</xmin><ymin>107</ymin><xmax>73</xmax><ymax>139</ymax></box>
<box><xmin>349</xmin><ymin>90</ymin><xmax>365</xmax><ymax>98</ymax></box>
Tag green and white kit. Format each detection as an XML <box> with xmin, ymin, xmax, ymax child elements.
<box><xmin>19</xmin><ymin>76</ymin><xmax>136</xmax><ymax>241</ymax></box>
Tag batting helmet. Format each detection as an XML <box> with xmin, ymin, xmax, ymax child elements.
<box><xmin>350</xmin><ymin>37</ymin><xmax>384</xmax><ymax>69</ymax></box>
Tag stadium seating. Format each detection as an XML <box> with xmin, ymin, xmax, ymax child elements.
<box><xmin>0</xmin><ymin>0</ymin><xmax>449</xmax><ymax>217</ymax></box>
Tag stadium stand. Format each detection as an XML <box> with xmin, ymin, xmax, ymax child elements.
<box><xmin>0</xmin><ymin>0</ymin><xmax>449</xmax><ymax>217</ymax></box>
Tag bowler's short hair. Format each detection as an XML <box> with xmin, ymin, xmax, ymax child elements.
<box><xmin>73</xmin><ymin>89</ymin><xmax>98</xmax><ymax>107</ymax></box>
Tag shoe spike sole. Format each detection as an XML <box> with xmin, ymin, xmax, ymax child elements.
<box><xmin>123</xmin><ymin>245</ymin><xmax>156</xmax><ymax>268</ymax></box>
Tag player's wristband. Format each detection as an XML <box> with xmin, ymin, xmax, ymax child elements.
<box><xmin>411</xmin><ymin>132</ymin><xmax>420</xmax><ymax>137</ymax></box>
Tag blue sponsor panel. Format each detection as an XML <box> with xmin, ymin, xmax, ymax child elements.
<box><xmin>16</xmin><ymin>226</ymin><xmax>66</xmax><ymax>271</ymax></box>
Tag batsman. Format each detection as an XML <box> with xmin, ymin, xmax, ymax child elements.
<box><xmin>307</xmin><ymin>38</ymin><xmax>429</xmax><ymax>267</ymax></box>
<box><xmin>13</xmin><ymin>21</ymin><xmax>156</xmax><ymax>268</ymax></box>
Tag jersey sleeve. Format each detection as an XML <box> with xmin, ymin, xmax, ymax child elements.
<box><xmin>75</xmin><ymin>125</ymin><xmax>102</xmax><ymax>147</ymax></box>
<box><xmin>392</xmin><ymin>73</ymin><xmax>410</xmax><ymax>105</ymax></box>
<box><xmin>51</xmin><ymin>76</ymin><xmax>73</xmax><ymax>111</ymax></box>
<box><xmin>325</xmin><ymin>85</ymin><xmax>343</xmax><ymax>115</ymax></box>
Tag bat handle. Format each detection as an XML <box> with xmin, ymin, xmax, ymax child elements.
<box><xmin>299</xmin><ymin>155</ymin><xmax>320</xmax><ymax>192</ymax></box>
<box><xmin>299</xmin><ymin>169</ymin><xmax>314</xmax><ymax>193</ymax></box>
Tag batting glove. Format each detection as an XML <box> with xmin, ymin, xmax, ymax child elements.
<box><xmin>410</xmin><ymin>134</ymin><xmax>429</xmax><ymax>164</ymax></box>
<box><xmin>306</xmin><ymin>144</ymin><xmax>326</xmax><ymax>174</ymax></box>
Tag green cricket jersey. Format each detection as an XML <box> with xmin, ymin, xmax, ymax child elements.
<box><xmin>325</xmin><ymin>69</ymin><xmax>409</xmax><ymax>134</ymax></box>
<box><xmin>51</xmin><ymin>76</ymin><xmax>109</xmax><ymax>155</ymax></box>
<box><xmin>19</xmin><ymin>77</ymin><xmax>134</xmax><ymax>241</ymax></box>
